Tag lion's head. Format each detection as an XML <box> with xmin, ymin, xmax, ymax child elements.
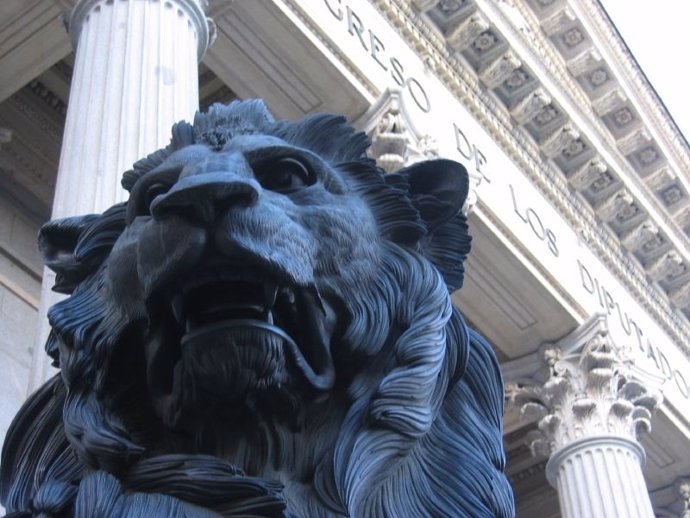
<box><xmin>1</xmin><ymin>101</ymin><xmax>514</xmax><ymax>518</ymax></box>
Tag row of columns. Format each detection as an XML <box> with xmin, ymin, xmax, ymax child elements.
<box><xmin>29</xmin><ymin>2</ymin><xmax>681</xmax><ymax>517</ymax></box>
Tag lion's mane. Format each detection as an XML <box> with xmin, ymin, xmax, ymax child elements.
<box><xmin>1</xmin><ymin>101</ymin><xmax>514</xmax><ymax>518</ymax></box>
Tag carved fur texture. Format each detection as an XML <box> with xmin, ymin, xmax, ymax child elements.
<box><xmin>1</xmin><ymin>100</ymin><xmax>514</xmax><ymax>518</ymax></box>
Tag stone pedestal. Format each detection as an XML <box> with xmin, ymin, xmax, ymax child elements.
<box><xmin>547</xmin><ymin>435</ymin><xmax>654</xmax><ymax>518</ymax></box>
<box><xmin>28</xmin><ymin>0</ymin><xmax>212</xmax><ymax>393</ymax></box>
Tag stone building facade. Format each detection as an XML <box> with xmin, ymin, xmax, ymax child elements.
<box><xmin>1</xmin><ymin>0</ymin><xmax>689</xmax><ymax>516</ymax></box>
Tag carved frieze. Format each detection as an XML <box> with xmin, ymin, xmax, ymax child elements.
<box><xmin>378</xmin><ymin>0</ymin><xmax>690</xmax><ymax>356</ymax></box>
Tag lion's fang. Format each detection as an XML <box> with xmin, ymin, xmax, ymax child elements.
<box><xmin>264</xmin><ymin>281</ymin><xmax>279</xmax><ymax>309</ymax></box>
<box><xmin>171</xmin><ymin>294</ymin><xmax>185</xmax><ymax>325</ymax></box>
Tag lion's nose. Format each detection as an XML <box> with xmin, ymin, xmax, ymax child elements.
<box><xmin>150</xmin><ymin>157</ymin><xmax>260</xmax><ymax>225</ymax></box>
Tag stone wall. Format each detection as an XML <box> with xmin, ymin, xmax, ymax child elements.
<box><xmin>0</xmin><ymin>192</ymin><xmax>42</xmax><ymax>450</ymax></box>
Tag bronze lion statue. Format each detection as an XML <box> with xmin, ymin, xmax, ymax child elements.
<box><xmin>1</xmin><ymin>100</ymin><xmax>514</xmax><ymax>518</ymax></box>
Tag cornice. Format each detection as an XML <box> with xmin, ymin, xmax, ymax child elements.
<box><xmin>370</xmin><ymin>0</ymin><xmax>690</xmax><ymax>358</ymax></box>
<box><xmin>575</xmin><ymin>0</ymin><xmax>690</xmax><ymax>181</ymax></box>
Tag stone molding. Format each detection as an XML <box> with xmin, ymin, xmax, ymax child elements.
<box><xmin>506</xmin><ymin>315</ymin><xmax>661</xmax><ymax>457</ymax></box>
<box><xmin>67</xmin><ymin>0</ymin><xmax>214</xmax><ymax>60</ymax></box>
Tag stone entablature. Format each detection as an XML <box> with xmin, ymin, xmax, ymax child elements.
<box><xmin>367</xmin><ymin>0</ymin><xmax>690</xmax><ymax>364</ymax></box>
<box><xmin>420</xmin><ymin>0</ymin><xmax>690</xmax><ymax>317</ymax></box>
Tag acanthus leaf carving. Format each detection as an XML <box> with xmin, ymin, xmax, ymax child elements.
<box><xmin>506</xmin><ymin>316</ymin><xmax>661</xmax><ymax>457</ymax></box>
<box><xmin>362</xmin><ymin>89</ymin><xmax>441</xmax><ymax>175</ymax></box>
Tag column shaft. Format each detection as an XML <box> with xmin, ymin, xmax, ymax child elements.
<box><xmin>28</xmin><ymin>0</ymin><xmax>210</xmax><ymax>393</ymax></box>
<box><xmin>54</xmin><ymin>0</ymin><xmax>203</xmax><ymax>216</ymax></box>
<box><xmin>548</xmin><ymin>436</ymin><xmax>655</xmax><ymax>518</ymax></box>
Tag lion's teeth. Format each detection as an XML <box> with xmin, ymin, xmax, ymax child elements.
<box><xmin>266</xmin><ymin>309</ymin><xmax>274</xmax><ymax>325</ymax></box>
<box><xmin>264</xmin><ymin>281</ymin><xmax>279</xmax><ymax>309</ymax></box>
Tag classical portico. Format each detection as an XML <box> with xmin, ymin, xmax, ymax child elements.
<box><xmin>2</xmin><ymin>0</ymin><xmax>690</xmax><ymax>516</ymax></box>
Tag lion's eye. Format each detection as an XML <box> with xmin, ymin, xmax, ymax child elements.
<box><xmin>256</xmin><ymin>157</ymin><xmax>314</xmax><ymax>193</ymax></box>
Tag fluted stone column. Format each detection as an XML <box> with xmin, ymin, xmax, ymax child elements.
<box><xmin>508</xmin><ymin>315</ymin><xmax>661</xmax><ymax>518</ymax></box>
<box><xmin>548</xmin><ymin>436</ymin><xmax>652</xmax><ymax>518</ymax></box>
<box><xmin>55</xmin><ymin>0</ymin><xmax>212</xmax><ymax>215</ymax></box>
<box><xmin>28</xmin><ymin>0</ymin><xmax>213</xmax><ymax>392</ymax></box>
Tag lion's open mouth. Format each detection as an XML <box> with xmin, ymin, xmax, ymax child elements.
<box><xmin>144</xmin><ymin>267</ymin><xmax>337</xmax><ymax>419</ymax></box>
<box><xmin>175</xmin><ymin>277</ymin><xmax>336</xmax><ymax>390</ymax></box>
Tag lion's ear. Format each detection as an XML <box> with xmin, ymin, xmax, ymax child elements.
<box><xmin>392</xmin><ymin>159</ymin><xmax>472</xmax><ymax>291</ymax></box>
<box><xmin>39</xmin><ymin>215</ymin><xmax>99</xmax><ymax>294</ymax></box>
<box><xmin>395</xmin><ymin>159</ymin><xmax>468</xmax><ymax>229</ymax></box>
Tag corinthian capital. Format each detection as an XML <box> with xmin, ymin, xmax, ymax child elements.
<box><xmin>506</xmin><ymin>315</ymin><xmax>661</xmax><ymax>457</ymax></box>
